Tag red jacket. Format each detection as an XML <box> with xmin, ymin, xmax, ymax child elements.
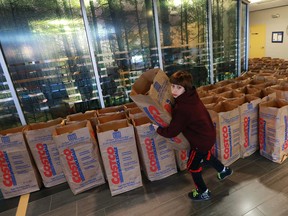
<box><xmin>157</xmin><ymin>87</ymin><xmax>216</xmax><ymax>152</ymax></box>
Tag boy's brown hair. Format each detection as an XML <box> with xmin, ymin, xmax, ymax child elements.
<box><xmin>169</xmin><ymin>70</ymin><xmax>193</xmax><ymax>91</ymax></box>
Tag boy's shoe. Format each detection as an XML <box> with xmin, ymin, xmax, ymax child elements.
<box><xmin>217</xmin><ymin>167</ymin><xmax>233</xmax><ymax>180</ymax></box>
<box><xmin>188</xmin><ymin>189</ymin><xmax>211</xmax><ymax>201</ymax></box>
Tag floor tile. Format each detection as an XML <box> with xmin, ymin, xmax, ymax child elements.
<box><xmin>39</xmin><ymin>202</ymin><xmax>76</xmax><ymax>216</ymax></box>
<box><xmin>257</xmin><ymin>193</ymin><xmax>288</xmax><ymax>216</ymax></box>
<box><xmin>26</xmin><ymin>196</ymin><xmax>51</xmax><ymax>216</ymax></box>
<box><xmin>141</xmin><ymin>194</ymin><xmax>198</xmax><ymax>216</ymax></box>
<box><xmin>240</xmin><ymin>208</ymin><xmax>265</xmax><ymax>216</ymax></box>
<box><xmin>76</xmin><ymin>185</ymin><xmax>130</xmax><ymax>215</ymax></box>
<box><xmin>0</xmin><ymin>208</ymin><xmax>17</xmax><ymax>216</ymax></box>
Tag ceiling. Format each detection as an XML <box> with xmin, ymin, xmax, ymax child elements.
<box><xmin>249</xmin><ymin>0</ymin><xmax>288</xmax><ymax>12</ymax></box>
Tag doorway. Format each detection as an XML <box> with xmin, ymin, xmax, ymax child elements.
<box><xmin>249</xmin><ymin>25</ymin><xmax>266</xmax><ymax>58</ymax></box>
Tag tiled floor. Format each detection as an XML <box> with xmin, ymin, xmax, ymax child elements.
<box><xmin>1</xmin><ymin>152</ymin><xmax>288</xmax><ymax>216</ymax></box>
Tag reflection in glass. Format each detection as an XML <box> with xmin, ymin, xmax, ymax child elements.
<box><xmin>0</xmin><ymin>63</ymin><xmax>22</xmax><ymax>130</ymax></box>
<box><xmin>212</xmin><ymin>0</ymin><xmax>237</xmax><ymax>82</ymax></box>
<box><xmin>157</xmin><ymin>0</ymin><xmax>209</xmax><ymax>87</ymax></box>
<box><xmin>0</xmin><ymin>0</ymin><xmax>100</xmax><ymax>123</ymax></box>
<box><xmin>0</xmin><ymin>0</ymin><xmax>248</xmax><ymax>129</ymax></box>
<box><xmin>86</xmin><ymin>0</ymin><xmax>159</xmax><ymax>107</ymax></box>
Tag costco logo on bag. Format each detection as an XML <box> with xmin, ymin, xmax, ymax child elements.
<box><xmin>36</xmin><ymin>143</ymin><xmax>56</xmax><ymax>177</ymax></box>
<box><xmin>145</xmin><ymin>136</ymin><xmax>160</xmax><ymax>172</ymax></box>
<box><xmin>222</xmin><ymin>125</ymin><xmax>232</xmax><ymax>160</ymax></box>
<box><xmin>283</xmin><ymin>116</ymin><xmax>288</xmax><ymax>151</ymax></box>
<box><xmin>259</xmin><ymin>118</ymin><xmax>266</xmax><ymax>151</ymax></box>
<box><xmin>164</xmin><ymin>99</ymin><xmax>172</xmax><ymax>114</ymax></box>
<box><xmin>0</xmin><ymin>150</ymin><xmax>17</xmax><ymax>187</ymax></box>
<box><xmin>243</xmin><ymin>117</ymin><xmax>250</xmax><ymax>148</ymax></box>
<box><xmin>63</xmin><ymin>148</ymin><xmax>85</xmax><ymax>183</ymax></box>
<box><xmin>107</xmin><ymin>146</ymin><xmax>123</xmax><ymax>184</ymax></box>
<box><xmin>143</xmin><ymin>105</ymin><xmax>182</xmax><ymax>144</ymax></box>
<box><xmin>143</xmin><ymin>105</ymin><xmax>168</xmax><ymax>127</ymax></box>
<box><xmin>180</xmin><ymin>150</ymin><xmax>188</xmax><ymax>161</ymax></box>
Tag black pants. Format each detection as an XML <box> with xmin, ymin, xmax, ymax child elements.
<box><xmin>187</xmin><ymin>150</ymin><xmax>224</xmax><ymax>193</ymax></box>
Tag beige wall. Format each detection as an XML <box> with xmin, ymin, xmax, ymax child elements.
<box><xmin>249</xmin><ymin>6</ymin><xmax>288</xmax><ymax>59</ymax></box>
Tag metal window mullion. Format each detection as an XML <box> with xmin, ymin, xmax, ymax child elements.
<box><xmin>0</xmin><ymin>44</ymin><xmax>26</xmax><ymax>125</ymax></box>
<box><xmin>207</xmin><ymin>0</ymin><xmax>214</xmax><ymax>84</ymax></box>
<box><xmin>245</xmin><ymin>3</ymin><xmax>249</xmax><ymax>71</ymax></box>
<box><xmin>80</xmin><ymin>0</ymin><xmax>105</xmax><ymax>108</ymax></box>
<box><xmin>237</xmin><ymin>0</ymin><xmax>242</xmax><ymax>77</ymax></box>
<box><xmin>152</xmin><ymin>0</ymin><xmax>163</xmax><ymax>70</ymax></box>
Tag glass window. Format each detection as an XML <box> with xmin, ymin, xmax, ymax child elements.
<box><xmin>157</xmin><ymin>0</ymin><xmax>209</xmax><ymax>87</ymax></box>
<box><xmin>86</xmin><ymin>0</ymin><xmax>159</xmax><ymax>107</ymax></box>
<box><xmin>241</xmin><ymin>2</ymin><xmax>248</xmax><ymax>72</ymax></box>
<box><xmin>212</xmin><ymin>0</ymin><xmax>237</xmax><ymax>82</ymax></box>
<box><xmin>0</xmin><ymin>63</ymin><xmax>22</xmax><ymax>130</ymax></box>
<box><xmin>0</xmin><ymin>0</ymin><xmax>101</xmax><ymax>123</ymax></box>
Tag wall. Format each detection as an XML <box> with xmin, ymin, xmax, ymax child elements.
<box><xmin>250</xmin><ymin>6</ymin><xmax>288</xmax><ymax>59</ymax></box>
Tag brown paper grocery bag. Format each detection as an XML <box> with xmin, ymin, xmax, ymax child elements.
<box><xmin>0</xmin><ymin>126</ymin><xmax>41</xmax><ymax>199</ymax></box>
<box><xmin>218</xmin><ymin>90</ymin><xmax>245</xmax><ymax>101</ymax></box>
<box><xmin>96</xmin><ymin>119</ymin><xmax>142</xmax><ymax>196</ymax></box>
<box><xmin>123</xmin><ymin>102</ymin><xmax>138</xmax><ymax>109</ymax></box>
<box><xmin>268</xmin><ymin>85</ymin><xmax>288</xmax><ymax>101</ymax></box>
<box><xmin>259</xmin><ymin>98</ymin><xmax>288</xmax><ymax>163</ymax></box>
<box><xmin>200</xmin><ymin>95</ymin><xmax>225</xmax><ymax>110</ymax></box>
<box><xmin>197</xmin><ymin>84</ymin><xmax>218</xmax><ymax>92</ymax></box>
<box><xmin>130</xmin><ymin>68</ymin><xmax>190</xmax><ymax>150</ymax></box>
<box><xmin>96</xmin><ymin>105</ymin><xmax>125</xmax><ymax>116</ymax></box>
<box><xmin>97</xmin><ymin>112</ymin><xmax>127</xmax><ymax>124</ymax></box>
<box><xmin>235</xmin><ymin>86</ymin><xmax>261</xmax><ymax>95</ymax></box>
<box><xmin>126</xmin><ymin>106</ymin><xmax>146</xmax><ymax>120</ymax></box>
<box><xmin>53</xmin><ymin>121</ymin><xmax>105</xmax><ymax>195</ymax></box>
<box><xmin>226</xmin><ymin>81</ymin><xmax>248</xmax><ymax>89</ymax></box>
<box><xmin>208</xmin><ymin>102</ymin><xmax>241</xmax><ymax>166</ymax></box>
<box><xmin>174</xmin><ymin>149</ymin><xmax>190</xmax><ymax>171</ymax></box>
<box><xmin>251</xmin><ymin>88</ymin><xmax>276</xmax><ymax>102</ymax></box>
<box><xmin>231</xmin><ymin>95</ymin><xmax>262</xmax><ymax>158</ymax></box>
<box><xmin>210</xmin><ymin>86</ymin><xmax>232</xmax><ymax>94</ymax></box>
<box><xmin>197</xmin><ymin>90</ymin><xmax>212</xmax><ymax>98</ymax></box>
<box><xmin>66</xmin><ymin>111</ymin><xmax>98</xmax><ymax>129</ymax></box>
<box><xmin>133</xmin><ymin>116</ymin><xmax>177</xmax><ymax>180</ymax></box>
<box><xmin>24</xmin><ymin>118</ymin><xmax>66</xmax><ymax>187</ymax></box>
